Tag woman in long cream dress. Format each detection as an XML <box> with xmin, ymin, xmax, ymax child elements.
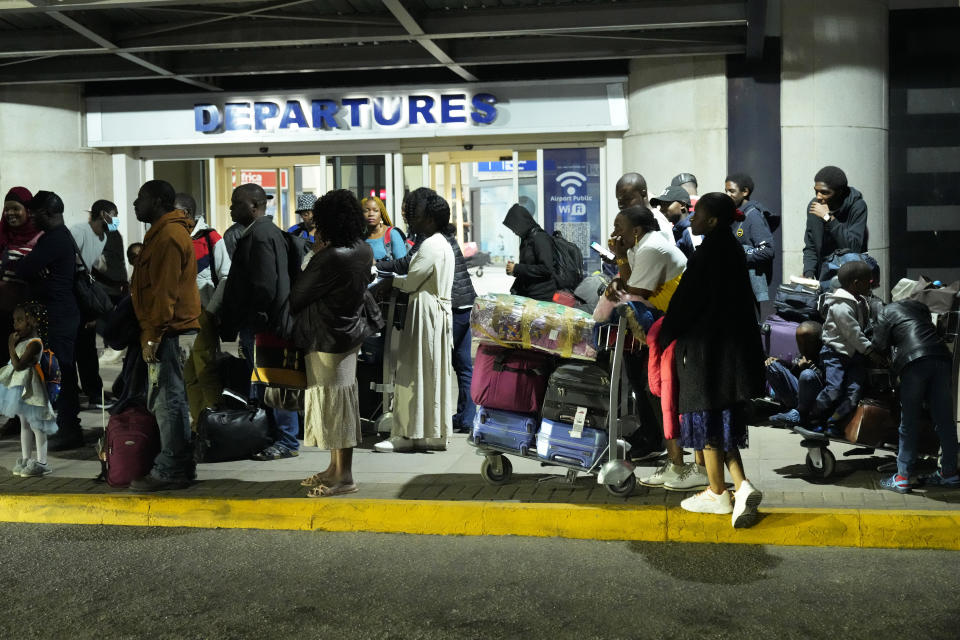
<box><xmin>374</xmin><ymin>194</ymin><xmax>457</xmax><ymax>453</ymax></box>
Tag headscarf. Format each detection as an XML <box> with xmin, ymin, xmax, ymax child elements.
<box><xmin>1</xmin><ymin>186</ymin><xmax>42</xmax><ymax>254</ymax></box>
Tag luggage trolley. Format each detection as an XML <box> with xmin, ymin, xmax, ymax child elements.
<box><xmin>469</xmin><ymin>315</ymin><xmax>638</xmax><ymax>497</ymax></box>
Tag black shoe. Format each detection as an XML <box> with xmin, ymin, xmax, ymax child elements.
<box><xmin>0</xmin><ymin>416</ymin><xmax>20</xmax><ymax>438</ymax></box>
<box><xmin>129</xmin><ymin>475</ymin><xmax>191</xmax><ymax>492</ymax></box>
<box><xmin>452</xmin><ymin>424</ymin><xmax>471</xmax><ymax>434</ymax></box>
<box><xmin>47</xmin><ymin>430</ymin><xmax>85</xmax><ymax>451</ymax></box>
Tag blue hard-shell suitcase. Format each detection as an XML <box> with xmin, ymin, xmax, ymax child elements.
<box><xmin>536</xmin><ymin>418</ymin><xmax>608</xmax><ymax>469</ymax></box>
<box><xmin>472</xmin><ymin>407</ymin><xmax>539</xmax><ymax>455</ymax></box>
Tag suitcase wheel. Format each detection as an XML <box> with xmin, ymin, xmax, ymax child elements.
<box><xmin>480</xmin><ymin>455</ymin><xmax>513</xmax><ymax>486</ymax></box>
<box><xmin>605</xmin><ymin>473</ymin><xmax>637</xmax><ymax>497</ymax></box>
<box><xmin>804</xmin><ymin>447</ymin><xmax>836</xmax><ymax>479</ymax></box>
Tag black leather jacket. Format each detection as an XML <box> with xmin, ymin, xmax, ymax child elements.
<box><xmin>289</xmin><ymin>239</ymin><xmax>381</xmax><ymax>354</ymax></box>
<box><xmin>872</xmin><ymin>300</ymin><xmax>950</xmax><ymax>374</ymax></box>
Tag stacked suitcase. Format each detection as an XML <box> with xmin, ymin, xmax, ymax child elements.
<box><xmin>471</xmin><ymin>345</ymin><xmax>610</xmax><ymax>470</ymax></box>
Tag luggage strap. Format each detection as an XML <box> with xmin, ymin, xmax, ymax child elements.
<box><xmin>492</xmin><ymin>352</ymin><xmax>545</xmax><ymax>377</ymax></box>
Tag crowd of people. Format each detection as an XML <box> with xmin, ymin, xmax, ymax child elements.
<box><xmin>0</xmin><ymin>162</ymin><xmax>957</xmax><ymax>515</ymax></box>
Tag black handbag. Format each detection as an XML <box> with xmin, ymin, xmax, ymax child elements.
<box><xmin>71</xmin><ymin>236</ymin><xmax>113</xmax><ymax>320</ymax></box>
<box><xmin>194</xmin><ymin>403</ymin><xmax>273</xmax><ymax>463</ymax></box>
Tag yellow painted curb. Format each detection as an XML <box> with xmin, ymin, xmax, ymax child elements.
<box><xmin>0</xmin><ymin>494</ymin><xmax>958</xmax><ymax>551</ymax></box>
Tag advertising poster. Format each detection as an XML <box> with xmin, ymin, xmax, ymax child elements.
<box><xmin>542</xmin><ymin>148</ymin><xmax>602</xmax><ymax>273</ymax></box>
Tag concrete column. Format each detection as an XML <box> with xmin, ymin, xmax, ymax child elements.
<box><xmin>0</xmin><ymin>85</ymin><xmax>113</xmax><ymax>227</ymax></box>
<box><xmin>623</xmin><ymin>56</ymin><xmax>728</xmax><ymax>198</ymax></box>
<box><xmin>780</xmin><ymin>0</ymin><xmax>890</xmax><ymax>293</ymax></box>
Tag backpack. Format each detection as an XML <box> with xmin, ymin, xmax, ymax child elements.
<box><xmin>546</xmin><ymin>230</ymin><xmax>584</xmax><ymax>291</ymax></box>
<box><xmin>31</xmin><ymin>340</ymin><xmax>62</xmax><ymax>408</ymax></box>
<box><xmin>819</xmin><ymin>250</ymin><xmax>880</xmax><ymax>291</ymax></box>
<box><xmin>198</xmin><ymin>228</ymin><xmax>220</xmax><ymax>287</ymax></box>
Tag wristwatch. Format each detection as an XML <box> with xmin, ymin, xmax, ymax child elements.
<box><xmin>822</xmin><ymin>213</ymin><xmax>832</xmax><ymax>223</ymax></box>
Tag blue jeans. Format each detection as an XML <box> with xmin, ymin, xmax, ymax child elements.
<box><xmin>147</xmin><ymin>334</ymin><xmax>195</xmax><ymax>481</ymax></box>
<box><xmin>239</xmin><ymin>328</ymin><xmax>300</xmax><ymax>452</ymax></box>
<box><xmin>896</xmin><ymin>357</ymin><xmax>958</xmax><ymax>479</ymax></box>
<box><xmin>452</xmin><ymin>308</ymin><xmax>476</xmax><ymax>429</ymax></box>
<box><xmin>766</xmin><ymin>361</ymin><xmax>824</xmax><ymax>417</ymax></box>
<box><xmin>813</xmin><ymin>347</ymin><xmax>866</xmax><ymax>424</ymax></box>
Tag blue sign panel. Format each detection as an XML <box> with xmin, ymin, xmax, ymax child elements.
<box><xmin>542</xmin><ymin>148</ymin><xmax>602</xmax><ymax>273</ymax></box>
<box><xmin>477</xmin><ymin>161</ymin><xmax>538</xmax><ymax>172</ymax></box>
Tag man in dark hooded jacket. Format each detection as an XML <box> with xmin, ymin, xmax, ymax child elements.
<box><xmin>803</xmin><ymin>165</ymin><xmax>868</xmax><ymax>279</ymax></box>
<box><xmin>502</xmin><ymin>204</ymin><xmax>557</xmax><ymax>301</ymax></box>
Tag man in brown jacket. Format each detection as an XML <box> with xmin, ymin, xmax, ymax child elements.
<box><xmin>129</xmin><ymin>179</ymin><xmax>201</xmax><ymax>491</ymax></box>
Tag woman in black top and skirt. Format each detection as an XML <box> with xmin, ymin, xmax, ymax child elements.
<box><xmin>657</xmin><ymin>192</ymin><xmax>765</xmax><ymax>528</ymax></box>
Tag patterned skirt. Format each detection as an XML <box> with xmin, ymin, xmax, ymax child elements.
<box><xmin>678</xmin><ymin>403</ymin><xmax>749</xmax><ymax>452</ymax></box>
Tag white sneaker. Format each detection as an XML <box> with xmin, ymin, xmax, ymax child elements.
<box><xmin>639</xmin><ymin>461</ymin><xmax>675</xmax><ymax>487</ymax></box>
<box><xmin>373</xmin><ymin>436</ymin><xmax>414</xmax><ymax>453</ymax></box>
<box><xmin>417</xmin><ymin>438</ymin><xmax>448</xmax><ymax>451</ymax></box>
<box><xmin>732</xmin><ymin>480</ymin><xmax>763</xmax><ymax>528</ymax></box>
<box><xmin>664</xmin><ymin>463</ymin><xmax>709</xmax><ymax>492</ymax></box>
<box><xmin>680</xmin><ymin>488</ymin><xmax>733</xmax><ymax>514</ymax></box>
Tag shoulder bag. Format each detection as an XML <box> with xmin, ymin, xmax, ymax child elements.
<box><xmin>71</xmin><ymin>235</ymin><xmax>113</xmax><ymax>320</ymax></box>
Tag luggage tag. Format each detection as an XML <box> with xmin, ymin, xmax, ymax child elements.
<box><xmin>570</xmin><ymin>406</ymin><xmax>587</xmax><ymax>439</ymax></box>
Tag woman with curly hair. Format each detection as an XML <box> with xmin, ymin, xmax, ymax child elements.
<box><xmin>657</xmin><ymin>192</ymin><xmax>765</xmax><ymax>528</ymax></box>
<box><xmin>362</xmin><ymin>195</ymin><xmax>407</xmax><ymax>261</ymax></box>
<box><xmin>290</xmin><ymin>189</ymin><xmax>382</xmax><ymax>497</ymax></box>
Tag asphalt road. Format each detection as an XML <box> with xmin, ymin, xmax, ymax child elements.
<box><xmin>0</xmin><ymin>524</ymin><xmax>957</xmax><ymax>640</ymax></box>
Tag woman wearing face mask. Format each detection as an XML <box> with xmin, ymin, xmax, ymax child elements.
<box><xmin>69</xmin><ymin>199</ymin><xmax>118</xmax><ymax>410</ymax></box>
<box><xmin>363</xmin><ymin>196</ymin><xmax>407</xmax><ymax>261</ymax></box>
<box><xmin>0</xmin><ymin>188</ymin><xmax>41</xmax><ymax>368</ymax></box>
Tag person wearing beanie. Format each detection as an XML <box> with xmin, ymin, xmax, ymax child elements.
<box><xmin>802</xmin><ymin>166</ymin><xmax>868</xmax><ymax>279</ymax></box>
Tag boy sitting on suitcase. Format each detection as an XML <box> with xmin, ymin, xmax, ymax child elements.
<box><xmin>766</xmin><ymin>321</ymin><xmax>825</xmax><ymax>428</ymax></box>
<box><xmin>872</xmin><ymin>299</ymin><xmax>959</xmax><ymax>493</ymax></box>
<box><xmin>797</xmin><ymin>261</ymin><xmax>884</xmax><ymax>438</ymax></box>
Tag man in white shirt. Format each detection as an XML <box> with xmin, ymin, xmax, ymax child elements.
<box><xmin>614</xmin><ymin>173</ymin><xmax>673</xmax><ymax>241</ymax></box>
<box><xmin>69</xmin><ymin>199</ymin><xmax>117</xmax><ymax>409</ymax></box>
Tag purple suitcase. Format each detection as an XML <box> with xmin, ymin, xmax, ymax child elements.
<box><xmin>471</xmin><ymin>406</ymin><xmax>538</xmax><ymax>455</ymax></box>
<box><xmin>762</xmin><ymin>314</ymin><xmax>800</xmax><ymax>362</ymax></box>
<box><xmin>536</xmin><ymin>418</ymin><xmax>609</xmax><ymax>470</ymax></box>
<box><xmin>471</xmin><ymin>344</ymin><xmax>555</xmax><ymax>414</ymax></box>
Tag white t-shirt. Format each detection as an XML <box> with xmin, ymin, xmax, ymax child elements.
<box><xmin>626</xmin><ymin>230</ymin><xmax>687</xmax><ymax>292</ymax></box>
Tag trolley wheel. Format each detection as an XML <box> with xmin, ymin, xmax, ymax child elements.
<box><xmin>476</xmin><ymin>267</ymin><xmax>484</xmax><ymax>278</ymax></box>
<box><xmin>805</xmin><ymin>447</ymin><xmax>836</xmax><ymax>479</ymax></box>
<box><xmin>605</xmin><ymin>472</ymin><xmax>637</xmax><ymax>497</ymax></box>
<box><xmin>480</xmin><ymin>455</ymin><xmax>513</xmax><ymax>486</ymax></box>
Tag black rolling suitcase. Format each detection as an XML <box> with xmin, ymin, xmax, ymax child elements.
<box><xmin>541</xmin><ymin>363</ymin><xmax>610</xmax><ymax>429</ymax></box>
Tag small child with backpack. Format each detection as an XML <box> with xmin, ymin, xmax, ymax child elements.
<box><xmin>0</xmin><ymin>301</ymin><xmax>59</xmax><ymax>477</ymax></box>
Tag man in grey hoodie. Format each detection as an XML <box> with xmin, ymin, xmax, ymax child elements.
<box><xmin>801</xmin><ymin>261</ymin><xmax>882</xmax><ymax>437</ymax></box>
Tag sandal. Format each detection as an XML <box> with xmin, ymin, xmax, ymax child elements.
<box><xmin>300</xmin><ymin>472</ymin><xmax>330</xmax><ymax>487</ymax></box>
<box><xmin>306</xmin><ymin>483</ymin><xmax>358</xmax><ymax>498</ymax></box>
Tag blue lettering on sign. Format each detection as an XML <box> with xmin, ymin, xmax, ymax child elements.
<box><xmin>408</xmin><ymin>95</ymin><xmax>436</xmax><ymax>124</ymax></box>
<box><xmin>224</xmin><ymin>103</ymin><xmax>252</xmax><ymax>131</ymax></box>
<box><xmin>311</xmin><ymin>100</ymin><xmax>339</xmax><ymax>129</ymax></box>
<box><xmin>279</xmin><ymin>101</ymin><xmax>309</xmax><ymax>129</ymax></box>
<box><xmin>440</xmin><ymin>94</ymin><xmax>467</xmax><ymax>123</ymax></box>
<box><xmin>373</xmin><ymin>97</ymin><xmax>402</xmax><ymax>126</ymax></box>
<box><xmin>194</xmin><ymin>93</ymin><xmax>499</xmax><ymax>133</ymax></box>
<box><xmin>194</xmin><ymin>104</ymin><xmax>221</xmax><ymax>133</ymax></box>
<box><xmin>477</xmin><ymin>161</ymin><xmax>537</xmax><ymax>172</ymax></box>
<box><xmin>253</xmin><ymin>102</ymin><xmax>280</xmax><ymax>130</ymax></box>
<box><xmin>556</xmin><ymin>202</ymin><xmax>587</xmax><ymax>217</ymax></box>
<box><xmin>341</xmin><ymin>97</ymin><xmax>369</xmax><ymax>127</ymax></box>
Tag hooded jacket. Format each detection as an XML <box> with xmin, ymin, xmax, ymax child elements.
<box><xmin>734</xmin><ymin>202</ymin><xmax>775</xmax><ymax>301</ymax></box>
<box><xmin>191</xmin><ymin>218</ymin><xmax>231</xmax><ymax>313</ymax></box>
<box><xmin>130</xmin><ymin>209</ymin><xmax>201</xmax><ymax>348</ymax></box>
<box><xmin>821</xmin><ymin>287</ymin><xmax>872</xmax><ymax>357</ymax></box>
<box><xmin>802</xmin><ymin>187</ymin><xmax>868</xmax><ymax>278</ymax></box>
<box><xmin>871</xmin><ymin>300</ymin><xmax>950</xmax><ymax>374</ymax></box>
<box><xmin>502</xmin><ymin>204</ymin><xmax>557</xmax><ymax>302</ymax></box>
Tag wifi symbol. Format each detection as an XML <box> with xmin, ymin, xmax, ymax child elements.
<box><xmin>557</xmin><ymin>171</ymin><xmax>587</xmax><ymax>195</ymax></box>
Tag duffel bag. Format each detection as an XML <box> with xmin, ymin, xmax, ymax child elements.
<box><xmin>195</xmin><ymin>404</ymin><xmax>273</xmax><ymax>463</ymax></box>
<box><xmin>773</xmin><ymin>283</ymin><xmax>822</xmax><ymax>322</ymax></box>
<box><xmin>471</xmin><ymin>344</ymin><xmax>556</xmax><ymax>414</ymax></box>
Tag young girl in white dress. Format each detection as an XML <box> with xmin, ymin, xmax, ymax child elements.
<box><xmin>0</xmin><ymin>301</ymin><xmax>58</xmax><ymax>477</ymax></box>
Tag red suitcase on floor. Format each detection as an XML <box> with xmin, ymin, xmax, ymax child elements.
<box><xmin>103</xmin><ymin>406</ymin><xmax>161</xmax><ymax>488</ymax></box>
<box><xmin>471</xmin><ymin>344</ymin><xmax>556</xmax><ymax>414</ymax></box>
<box><xmin>762</xmin><ymin>314</ymin><xmax>800</xmax><ymax>362</ymax></box>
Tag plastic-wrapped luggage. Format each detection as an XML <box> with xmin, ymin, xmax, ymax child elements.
<box><xmin>470</xmin><ymin>294</ymin><xmax>598</xmax><ymax>361</ymax></box>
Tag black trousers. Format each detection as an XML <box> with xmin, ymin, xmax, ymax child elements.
<box><xmin>48</xmin><ymin>317</ymin><xmax>82</xmax><ymax>438</ymax></box>
<box><xmin>623</xmin><ymin>348</ymin><xmax>665</xmax><ymax>450</ymax></box>
<box><xmin>75</xmin><ymin>321</ymin><xmax>103</xmax><ymax>402</ymax></box>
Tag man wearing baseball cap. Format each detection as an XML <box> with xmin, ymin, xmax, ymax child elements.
<box><xmin>289</xmin><ymin>192</ymin><xmax>316</xmax><ymax>243</ymax></box>
<box><xmin>650</xmin><ymin>185</ymin><xmax>691</xmax><ymax>240</ymax></box>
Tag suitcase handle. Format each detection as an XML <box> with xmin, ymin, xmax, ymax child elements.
<box><xmin>552</xmin><ymin>454</ymin><xmax>586</xmax><ymax>467</ymax></box>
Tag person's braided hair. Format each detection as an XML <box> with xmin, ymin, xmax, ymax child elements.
<box><xmin>17</xmin><ymin>300</ymin><xmax>49</xmax><ymax>343</ymax></box>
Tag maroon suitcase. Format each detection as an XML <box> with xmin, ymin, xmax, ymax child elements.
<box><xmin>762</xmin><ymin>314</ymin><xmax>800</xmax><ymax>362</ymax></box>
<box><xmin>471</xmin><ymin>344</ymin><xmax>555</xmax><ymax>414</ymax></box>
<box><xmin>105</xmin><ymin>406</ymin><xmax>161</xmax><ymax>488</ymax></box>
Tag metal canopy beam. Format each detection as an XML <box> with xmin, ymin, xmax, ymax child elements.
<box><xmin>381</xmin><ymin>0</ymin><xmax>477</xmax><ymax>82</ymax></box>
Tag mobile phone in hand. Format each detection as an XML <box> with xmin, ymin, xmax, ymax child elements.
<box><xmin>590</xmin><ymin>241</ymin><xmax>615</xmax><ymax>261</ymax></box>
